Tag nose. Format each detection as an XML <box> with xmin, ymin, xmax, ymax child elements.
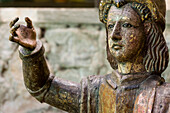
<box><xmin>111</xmin><ymin>22</ymin><xmax>121</xmax><ymax>41</ymax></box>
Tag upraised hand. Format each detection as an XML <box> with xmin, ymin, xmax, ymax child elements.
<box><xmin>9</xmin><ymin>17</ymin><xmax>37</xmax><ymax>50</ymax></box>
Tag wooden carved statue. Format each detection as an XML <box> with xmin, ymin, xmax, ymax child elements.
<box><xmin>9</xmin><ymin>0</ymin><xmax>170</xmax><ymax>113</ymax></box>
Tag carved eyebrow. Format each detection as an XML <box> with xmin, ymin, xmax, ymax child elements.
<box><xmin>120</xmin><ymin>17</ymin><xmax>140</xmax><ymax>26</ymax></box>
<box><xmin>107</xmin><ymin>15</ymin><xmax>141</xmax><ymax>27</ymax></box>
<box><xmin>107</xmin><ymin>15</ymin><xmax>122</xmax><ymax>23</ymax></box>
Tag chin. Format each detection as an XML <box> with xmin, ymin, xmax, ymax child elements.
<box><xmin>111</xmin><ymin>51</ymin><xmax>136</xmax><ymax>62</ymax></box>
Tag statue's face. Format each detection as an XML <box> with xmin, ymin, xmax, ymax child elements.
<box><xmin>107</xmin><ymin>4</ymin><xmax>145</xmax><ymax>62</ymax></box>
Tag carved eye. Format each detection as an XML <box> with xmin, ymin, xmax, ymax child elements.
<box><xmin>108</xmin><ymin>24</ymin><xmax>115</xmax><ymax>29</ymax></box>
<box><xmin>122</xmin><ymin>23</ymin><xmax>133</xmax><ymax>28</ymax></box>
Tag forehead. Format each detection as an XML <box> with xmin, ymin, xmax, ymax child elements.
<box><xmin>107</xmin><ymin>4</ymin><xmax>141</xmax><ymax>23</ymax></box>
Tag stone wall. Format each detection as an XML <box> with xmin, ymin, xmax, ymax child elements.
<box><xmin>0</xmin><ymin>8</ymin><xmax>170</xmax><ymax>113</ymax></box>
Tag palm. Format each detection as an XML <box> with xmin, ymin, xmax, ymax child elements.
<box><xmin>9</xmin><ymin>17</ymin><xmax>37</xmax><ymax>50</ymax></box>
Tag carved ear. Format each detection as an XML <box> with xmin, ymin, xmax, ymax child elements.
<box><xmin>143</xmin><ymin>22</ymin><xmax>152</xmax><ymax>36</ymax></box>
<box><xmin>143</xmin><ymin>21</ymin><xmax>169</xmax><ymax>74</ymax></box>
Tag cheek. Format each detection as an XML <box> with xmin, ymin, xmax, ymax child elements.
<box><xmin>122</xmin><ymin>30</ymin><xmax>144</xmax><ymax>47</ymax></box>
<box><xmin>108</xmin><ymin>33</ymin><xmax>113</xmax><ymax>47</ymax></box>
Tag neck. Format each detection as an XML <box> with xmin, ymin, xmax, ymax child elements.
<box><xmin>117</xmin><ymin>56</ymin><xmax>147</xmax><ymax>74</ymax></box>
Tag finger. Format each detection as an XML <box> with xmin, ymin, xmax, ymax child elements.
<box><xmin>9</xmin><ymin>35</ymin><xmax>20</xmax><ymax>43</ymax></box>
<box><xmin>10</xmin><ymin>24</ymin><xmax>20</xmax><ymax>36</ymax></box>
<box><xmin>9</xmin><ymin>17</ymin><xmax>19</xmax><ymax>28</ymax></box>
<box><xmin>25</xmin><ymin>17</ymin><xmax>33</xmax><ymax>28</ymax></box>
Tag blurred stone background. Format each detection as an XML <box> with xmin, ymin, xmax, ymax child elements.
<box><xmin>0</xmin><ymin>1</ymin><xmax>170</xmax><ymax>113</ymax></box>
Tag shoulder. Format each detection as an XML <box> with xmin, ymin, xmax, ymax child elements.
<box><xmin>156</xmin><ymin>82</ymin><xmax>170</xmax><ymax>99</ymax></box>
<box><xmin>80</xmin><ymin>74</ymin><xmax>107</xmax><ymax>113</ymax></box>
<box><xmin>81</xmin><ymin>74</ymin><xmax>107</xmax><ymax>89</ymax></box>
<box><xmin>153</xmin><ymin>82</ymin><xmax>170</xmax><ymax>113</ymax></box>
<box><xmin>156</xmin><ymin>82</ymin><xmax>170</xmax><ymax>100</ymax></box>
<box><xmin>157</xmin><ymin>82</ymin><xmax>170</xmax><ymax>94</ymax></box>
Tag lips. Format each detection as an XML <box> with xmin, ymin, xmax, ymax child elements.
<box><xmin>112</xmin><ymin>44</ymin><xmax>123</xmax><ymax>50</ymax></box>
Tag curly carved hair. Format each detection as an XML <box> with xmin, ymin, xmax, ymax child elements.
<box><xmin>105</xmin><ymin>2</ymin><xmax>169</xmax><ymax>74</ymax></box>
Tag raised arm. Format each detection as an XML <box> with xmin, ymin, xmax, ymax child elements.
<box><xmin>9</xmin><ymin>17</ymin><xmax>81</xmax><ymax>113</ymax></box>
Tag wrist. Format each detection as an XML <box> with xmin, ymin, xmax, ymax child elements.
<box><xmin>19</xmin><ymin>40</ymin><xmax>44</xmax><ymax>61</ymax></box>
